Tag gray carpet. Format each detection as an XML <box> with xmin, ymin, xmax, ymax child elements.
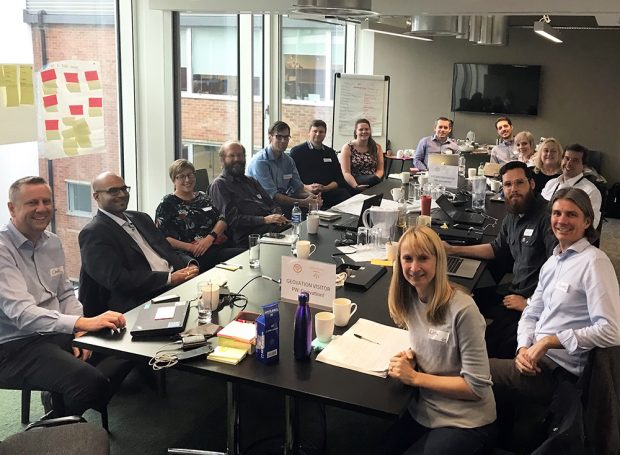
<box><xmin>2</xmin><ymin>217</ymin><xmax>619</xmax><ymax>453</ymax></box>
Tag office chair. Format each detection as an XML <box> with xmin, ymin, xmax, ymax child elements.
<box><xmin>194</xmin><ymin>168</ymin><xmax>210</xmax><ymax>193</ymax></box>
<box><xmin>0</xmin><ymin>416</ymin><xmax>109</xmax><ymax>455</ymax></box>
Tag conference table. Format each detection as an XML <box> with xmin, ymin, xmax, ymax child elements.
<box><xmin>75</xmin><ymin>180</ymin><xmax>505</xmax><ymax>454</ymax></box>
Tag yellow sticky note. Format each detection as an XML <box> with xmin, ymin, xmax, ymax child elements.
<box><xmin>2</xmin><ymin>65</ymin><xmax>19</xmax><ymax>107</ymax></box>
<box><xmin>18</xmin><ymin>65</ymin><xmax>34</xmax><ymax>105</ymax></box>
<box><xmin>46</xmin><ymin>130</ymin><xmax>61</xmax><ymax>141</ymax></box>
<box><xmin>76</xmin><ymin>135</ymin><xmax>92</xmax><ymax>148</ymax></box>
<box><xmin>73</xmin><ymin>118</ymin><xmax>91</xmax><ymax>135</ymax></box>
<box><xmin>87</xmin><ymin>80</ymin><xmax>102</xmax><ymax>90</ymax></box>
<box><xmin>42</xmin><ymin>84</ymin><xmax>57</xmax><ymax>95</ymax></box>
<box><xmin>62</xmin><ymin>117</ymin><xmax>77</xmax><ymax>126</ymax></box>
<box><xmin>0</xmin><ymin>66</ymin><xmax>5</xmax><ymax>86</ymax></box>
<box><xmin>88</xmin><ymin>107</ymin><xmax>102</xmax><ymax>117</ymax></box>
<box><xmin>66</xmin><ymin>82</ymin><xmax>80</xmax><ymax>93</ymax></box>
<box><xmin>61</xmin><ymin>127</ymin><xmax>76</xmax><ymax>139</ymax></box>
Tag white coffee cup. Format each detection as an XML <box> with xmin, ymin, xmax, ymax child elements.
<box><xmin>307</xmin><ymin>213</ymin><xmax>320</xmax><ymax>234</ymax></box>
<box><xmin>390</xmin><ymin>187</ymin><xmax>403</xmax><ymax>201</ymax></box>
<box><xmin>396</xmin><ymin>149</ymin><xmax>404</xmax><ymax>158</ymax></box>
<box><xmin>295</xmin><ymin>240</ymin><xmax>316</xmax><ymax>259</ymax></box>
<box><xmin>400</xmin><ymin>172</ymin><xmax>410</xmax><ymax>184</ymax></box>
<box><xmin>489</xmin><ymin>179</ymin><xmax>502</xmax><ymax>192</ymax></box>
<box><xmin>333</xmin><ymin>298</ymin><xmax>358</xmax><ymax>327</ymax></box>
<box><xmin>315</xmin><ymin>312</ymin><xmax>335</xmax><ymax>343</ymax></box>
<box><xmin>386</xmin><ymin>241</ymin><xmax>399</xmax><ymax>262</ymax></box>
<box><xmin>418</xmin><ymin>173</ymin><xmax>429</xmax><ymax>186</ymax></box>
<box><xmin>468</xmin><ymin>168</ymin><xmax>477</xmax><ymax>179</ymax></box>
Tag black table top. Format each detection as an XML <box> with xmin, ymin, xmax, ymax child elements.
<box><xmin>75</xmin><ymin>179</ymin><xmax>503</xmax><ymax>419</ymax></box>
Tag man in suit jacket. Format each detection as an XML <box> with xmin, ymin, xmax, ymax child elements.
<box><xmin>79</xmin><ymin>172</ymin><xmax>199</xmax><ymax>316</ymax></box>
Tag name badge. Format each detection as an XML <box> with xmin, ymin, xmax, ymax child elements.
<box><xmin>556</xmin><ymin>281</ymin><xmax>570</xmax><ymax>293</ymax></box>
<box><xmin>283</xmin><ymin>174</ymin><xmax>293</xmax><ymax>180</ymax></box>
<box><xmin>202</xmin><ymin>206</ymin><xmax>213</xmax><ymax>212</ymax></box>
<box><xmin>323</xmin><ymin>158</ymin><xmax>332</xmax><ymax>163</ymax></box>
<box><xmin>428</xmin><ymin>327</ymin><xmax>450</xmax><ymax>343</ymax></box>
<box><xmin>523</xmin><ymin>228</ymin><xmax>534</xmax><ymax>237</ymax></box>
<box><xmin>256</xmin><ymin>194</ymin><xmax>262</xmax><ymax>199</ymax></box>
<box><xmin>50</xmin><ymin>266</ymin><xmax>64</xmax><ymax>277</ymax></box>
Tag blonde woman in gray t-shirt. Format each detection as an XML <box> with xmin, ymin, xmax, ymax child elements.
<box><xmin>385</xmin><ymin>226</ymin><xmax>496</xmax><ymax>455</ymax></box>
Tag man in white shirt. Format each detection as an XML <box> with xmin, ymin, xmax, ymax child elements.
<box><xmin>541</xmin><ymin>144</ymin><xmax>602</xmax><ymax>228</ymax></box>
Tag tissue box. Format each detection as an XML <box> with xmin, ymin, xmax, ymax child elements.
<box><xmin>256</xmin><ymin>302</ymin><xmax>279</xmax><ymax>364</ymax></box>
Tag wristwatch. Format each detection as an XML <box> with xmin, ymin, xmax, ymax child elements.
<box><xmin>207</xmin><ymin>231</ymin><xmax>218</xmax><ymax>240</ymax></box>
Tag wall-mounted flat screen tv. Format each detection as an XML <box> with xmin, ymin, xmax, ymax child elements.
<box><xmin>451</xmin><ymin>63</ymin><xmax>541</xmax><ymax>116</ymax></box>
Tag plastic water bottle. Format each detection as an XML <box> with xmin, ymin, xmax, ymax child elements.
<box><xmin>291</xmin><ymin>202</ymin><xmax>302</xmax><ymax>237</ymax></box>
<box><xmin>458</xmin><ymin>155</ymin><xmax>466</xmax><ymax>177</ymax></box>
<box><xmin>293</xmin><ymin>291</ymin><xmax>312</xmax><ymax>360</ymax></box>
<box><xmin>478</xmin><ymin>163</ymin><xmax>485</xmax><ymax>176</ymax></box>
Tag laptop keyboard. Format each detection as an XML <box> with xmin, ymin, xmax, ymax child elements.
<box><xmin>447</xmin><ymin>256</ymin><xmax>463</xmax><ymax>273</ymax></box>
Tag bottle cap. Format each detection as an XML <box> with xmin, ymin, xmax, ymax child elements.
<box><xmin>298</xmin><ymin>291</ymin><xmax>309</xmax><ymax>304</ymax></box>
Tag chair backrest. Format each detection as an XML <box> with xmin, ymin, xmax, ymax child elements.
<box><xmin>194</xmin><ymin>168</ymin><xmax>209</xmax><ymax>193</ymax></box>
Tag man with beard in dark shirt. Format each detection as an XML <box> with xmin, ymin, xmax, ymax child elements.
<box><xmin>210</xmin><ymin>141</ymin><xmax>290</xmax><ymax>248</ymax></box>
<box><xmin>443</xmin><ymin>161</ymin><xmax>557</xmax><ymax>358</ymax></box>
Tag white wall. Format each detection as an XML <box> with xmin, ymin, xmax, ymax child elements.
<box><xmin>373</xmin><ymin>27</ymin><xmax>620</xmax><ymax>183</ymax></box>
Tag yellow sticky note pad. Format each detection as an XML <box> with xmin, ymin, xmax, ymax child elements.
<box><xmin>76</xmin><ymin>135</ymin><xmax>92</xmax><ymax>148</ymax></box>
<box><xmin>61</xmin><ymin>127</ymin><xmax>76</xmax><ymax>139</ymax></box>
<box><xmin>89</xmin><ymin>107</ymin><xmax>102</xmax><ymax>117</ymax></box>
<box><xmin>371</xmin><ymin>259</ymin><xmax>393</xmax><ymax>267</ymax></box>
<box><xmin>62</xmin><ymin>117</ymin><xmax>77</xmax><ymax>126</ymax></box>
<box><xmin>66</xmin><ymin>82</ymin><xmax>81</xmax><ymax>93</ymax></box>
<box><xmin>2</xmin><ymin>65</ymin><xmax>19</xmax><ymax>107</ymax></box>
<box><xmin>46</xmin><ymin>130</ymin><xmax>61</xmax><ymax>141</ymax></box>
<box><xmin>42</xmin><ymin>84</ymin><xmax>57</xmax><ymax>95</ymax></box>
<box><xmin>18</xmin><ymin>65</ymin><xmax>34</xmax><ymax>105</ymax></box>
<box><xmin>73</xmin><ymin>119</ymin><xmax>91</xmax><ymax>135</ymax></box>
<box><xmin>87</xmin><ymin>80</ymin><xmax>102</xmax><ymax>90</ymax></box>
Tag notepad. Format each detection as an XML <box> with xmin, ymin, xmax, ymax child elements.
<box><xmin>207</xmin><ymin>346</ymin><xmax>248</xmax><ymax>365</ymax></box>
<box><xmin>217</xmin><ymin>320</ymin><xmax>257</xmax><ymax>344</ymax></box>
<box><xmin>316</xmin><ymin>318</ymin><xmax>410</xmax><ymax>378</ymax></box>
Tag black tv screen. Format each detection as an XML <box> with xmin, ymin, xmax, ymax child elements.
<box><xmin>451</xmin><ymin>63</ymin><xmax>541</xmax><ymax>116</ymax></box>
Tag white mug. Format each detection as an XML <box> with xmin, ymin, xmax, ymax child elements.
<box><xmin>295</xmin><ymin>240</ymin><xmax>316</xmax><ymax>259</ymax></box>
<box><xmin>400</xmin><ymin>172</ymin><xmax>410</xmax><ymax>184</ymax></box>
<box><xmin>315</xmin><ymin>312</ymin><xmax>335</xmax><ymax>343</ymax></box>
<box><xmin>333</xmin><ymin>298</ymin><xmax>358</xmax><ymax>327</ymax></box>
<box><xmin>396</xmin><ymin>149</ymin><xmax>404</xmax><ymax>158</ymax></box>
<box><xmin>307</xmin><ymin>213</ymin><xmax>320</xmax><ymax>234</ymax></box>
<box><xmin>390</xmin><ymin>187</ymin><xmax>403</xmax><ymax>201</ymax></box>
<box><xmin>489</xmin><ymin>179</ymin><xmax>502</xmax><ymax>192</ymax></box>
<box><xmin>467</xmin><ymin>168</ymin><xmax>477</xmax><ymax>179</ymax></box>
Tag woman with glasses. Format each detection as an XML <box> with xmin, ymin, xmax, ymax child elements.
<box><xmin>529</xmin><ymin>137</ymin><xmax>562</xmax><ymax>195</ymax></box>
<box><xmin>385</xmin><ymin>226</ymin><xmax>495</xmax><ymax>454</ymax></box>
<box><xmin>155</xmin><ymin>159</ymin><xmax>243</xmax><ymax>271</ymax></box>
<box><xmin>339</xmin><ymin>118</ymin><xmax>384</xmax><ymax>190</ymax></box>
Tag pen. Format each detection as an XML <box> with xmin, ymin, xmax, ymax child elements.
<box><xmin>222</xmin><ymin>262</ymin><xmax>243</xmax><ymax>269</ymax></box>
<box><xmin>319</xmin><ymin>223</ymin><xmax>329</xmax><ymax>228</ymax></box>
<box><xmin>354</xmin><ymin>333</ymin><xmax>380</xmax><ymax>345</ymax></box>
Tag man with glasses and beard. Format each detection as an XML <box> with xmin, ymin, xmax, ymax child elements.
<box><xmin>210</xmin><ymin>141</ymin><xmax>290</xmax><ymax>248</ymax></box>
<box><xmin>444</xmin><ymin>161</ymin><xmax>557</xmax><ymax>358</ymax></box>
<box><xmin>79</xmin><ymin>172</ymin><xmax>198</xmax><ymax>316</ymax></box>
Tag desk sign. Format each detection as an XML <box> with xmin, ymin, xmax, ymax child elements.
<box><xmin>429</xmin><ymin>163</ymin><xmax>459</xmax><ymax>188</ymax></box>
<box><xmin>280</xmin><ymin>257</ymin><xmax>335</xmax><ymax>310</ymax></box>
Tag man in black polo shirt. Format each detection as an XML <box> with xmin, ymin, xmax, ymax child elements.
<box><xmin>444</xmin><ymin>161</ymin><xmax>557</xmax><ymax>358</ymax></box>
<box><xmin>289</xmin><ymin>119</ymin><xmax>352</xmax><ymax>208</ymax></box>
<box><xmin>210</xmin><ymin>140</ymin><xmax>290</xmax><ymax>248</ymax></box>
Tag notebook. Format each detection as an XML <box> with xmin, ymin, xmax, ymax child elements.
<box><xmin>446</xmin><ymin>255</ymin><xmax>482</xmax><ymax>279</ymax></box>
<box><xmin>130</xmin><ymin>300</ymin><xmax>190</xmax><ymax>338</ymax></box>
<box><xmin>332</xmin><ymin>193</ymin><xmax>384</xmax><ymax>232</ymax></box>
<box><xmin>435</xmin><ymin>194</ymin><xmax>485</xmax><ymax>225</ymax></box>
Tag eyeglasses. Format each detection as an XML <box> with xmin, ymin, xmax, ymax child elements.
<box><xmin>273</xmin><ymin>134</ymin><xmax>290</xmax><ymax>141</ymax></box>
<box><xmin>175</xmin><ymin>172</ymin><xmax>196</xmax><ymax>181</ymax></box>
<box><xmin>96</xmin><ymin>186</ymin><xmax>131</xmax><ymax>196</ymax></box>
<box><xmin>502</xmin><ymin>179</ymin><xmax>527</xmax><ymax>189</ymax></box>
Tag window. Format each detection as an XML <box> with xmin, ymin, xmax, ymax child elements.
<box><xmin>0</xmin><ymin>0</ymin><xmax>123</xmax><ymax>281</ymax></box>
<box><xmin>179</xmin><ymin>14</ymin><xmax>238</xmax><ymax>169</ymax></box>
<box><xmin>281</xmin><ymin>17</ymin><xmax>345</xmax><ymax>148</ymax></box>
<box><xmin>66</xmin><ymin>181</ymin><xmax>92</xmax><ymax>217</ymax></box>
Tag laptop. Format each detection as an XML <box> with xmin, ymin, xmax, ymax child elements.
<box><xmin>332</xmin><ymin>193</ymin><xmax>384</xmax><ymax>231</ymax></box>
<box><xmin>446</xmin><ymin>256</ymin><xmax>482</xmax><ymax>279</ymax></box>
<box><xmin>130</xmin><ymin>300</ymin><xmax>190</xmax><ymax>338</ymax></box>
<box><xmin>435</xmin><ymin>194</ymin><xmax>485</xmax><ymax>225</ymax></box>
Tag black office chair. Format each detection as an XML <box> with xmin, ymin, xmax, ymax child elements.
<box><xmin>194</xmin><ymin>168</ymin><xmax>210</xmax><ymax>193</ymax></box>
<box><xmin>0</xmin><ymin>416</ymin><xmax>109</xmax><ymax>455</ymax></box>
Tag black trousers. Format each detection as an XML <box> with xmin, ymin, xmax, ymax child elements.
<box><xmin>0</xmin><ymin>333</ymin><xmax>132</xmax><ymax>416</ymax></box>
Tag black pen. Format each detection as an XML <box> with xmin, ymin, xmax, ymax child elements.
<box><xmin>354</xmin><ymin>333</ymin><xmax>380</xmax><ymax>344</ymax></box>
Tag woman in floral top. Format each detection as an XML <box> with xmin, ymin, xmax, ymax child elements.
<box><xmin>155</xmin><ymin>159</ymin><xmax>243</xmax><ymax>271</ymax></box>
<box><xmin>339</xmin><ymin>118</ymin><xmax>384</xmax><ymax>190</ymax></box>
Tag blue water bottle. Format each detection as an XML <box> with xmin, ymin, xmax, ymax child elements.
<box><xmin>293</xmin><ymin>291</ymin><xmax>312</xmax><ymax>360</ymax></box>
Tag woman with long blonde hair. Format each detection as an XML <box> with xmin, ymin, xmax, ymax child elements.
<box><xmin>385</xmin><ymin>226</ymin><xmax>496</xmax><ymax>454</ymax></box>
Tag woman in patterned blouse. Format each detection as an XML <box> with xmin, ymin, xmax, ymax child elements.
<box><xmin>155</xmin><ymin>159</ymin><xmax>243</xmax><ymax>271</ymax></box>
<box><xmin>339</xmin><ymin>118</ymin><xmax>385</xmax><ymax>190</ymax></box>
